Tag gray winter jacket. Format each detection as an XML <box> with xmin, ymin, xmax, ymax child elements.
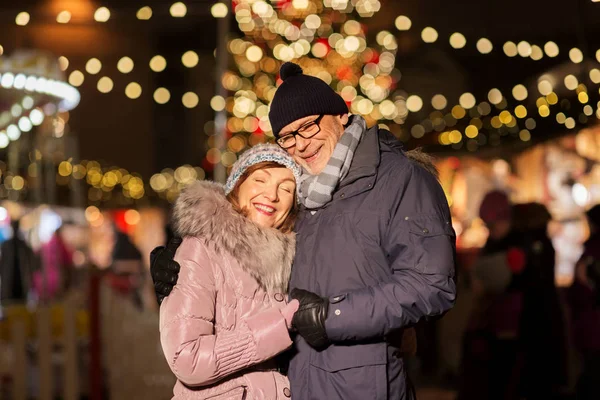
<box><xmin>287</xmin><ymin>126</ymin><xmax>457</xmax><ymax>400</ymax></box>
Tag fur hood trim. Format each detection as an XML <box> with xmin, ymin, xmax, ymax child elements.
<box><xmin>173</xmin><ymin>181</ymin><xmax>295</xmax><ymax>293</ymax></box>
<box><xmin>405</xmin><ymin>148</ymin><xmax>439</xmax><ymax>179</ymax></box>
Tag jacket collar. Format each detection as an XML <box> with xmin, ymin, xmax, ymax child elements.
<box><xmin>172</xmin><ymin>181</ymin><xmax>295</xmax><ymax>293</ymax></box>
<box><xmin>339</xmin><ymin>124</ymin><xmax>380</xmax><ymax>189</ymax></box>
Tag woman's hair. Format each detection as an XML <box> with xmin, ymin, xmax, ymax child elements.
<box><xmin>226</xmin><ymin>161</ymin><xmax>298</xmax><ymax>233</ymax></box>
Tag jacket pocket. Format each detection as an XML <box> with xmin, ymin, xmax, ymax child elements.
<box><xmin>308</xmin><ymin>343</ymin><xmax>387</xmax><ymax>400</ymax></box>
<box><xmin>408</xmin><ymin>215</ymin><xmax>455</xmax><ymax>276</ymax></box>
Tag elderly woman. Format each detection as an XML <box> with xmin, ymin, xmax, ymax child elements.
<box><xmin>160</xmin><ymin>144</ymin><xmax>301</xmax><ymax>399</ymax></box>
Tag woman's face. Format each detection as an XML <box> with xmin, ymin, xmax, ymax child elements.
<box><xmin>237</xmin><ymin>167</ymin><xmax>296</xmax><ymax>229</ymax></box>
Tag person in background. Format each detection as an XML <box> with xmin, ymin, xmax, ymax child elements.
<box><xmin>512</xmin><ymin>203</ymin><xmax>568</xmax><ymax>400</ymax></box>
<box><xmin>0</xmin><ymin>219</ymin><xmax>39</xmax><ymax>304</ymax></box>
<box><xmin>160</xmin><ymin>144</ymin><xmax>301</xmax><ymax>399</ymax></box>
<box><xmin>34</xmin><ymin>226</ymin><xmax>74</xmax><ymax>302</ymax></box>
<box><xmin>568</xmin><ymin>204</ymin><xmax>600</xmax><ymax>400</ymax></box>
<box><xmin>108</xmin><ymin>229</ymin><xmax>146</xmax><ymax>309</ymax></box>
<box><xmin>458</xmin><ymin>190</ymin><xmax>525</xmax><ymax>400</ymax></box>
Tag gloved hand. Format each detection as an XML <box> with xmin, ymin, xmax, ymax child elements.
<box><xmin>150</xmin><ymin>237</ymin><xmax>182</xmax><ymax>305</ymax></box>
<box><xmin>290</xmin><ymin>288</ymin><xmax>330</xmax><ymax>349</ymax></box>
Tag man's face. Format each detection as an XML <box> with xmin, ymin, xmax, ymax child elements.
<box><xmin>279</xmin><ymin>114</ymin><xmax>348</xmax><ymax>175</ymax></box>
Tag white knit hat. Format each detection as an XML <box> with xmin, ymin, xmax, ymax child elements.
<box><xmin>224</xmin><ymin>144</ymin><xmax>302</xmax><ymax>196</ymax></box>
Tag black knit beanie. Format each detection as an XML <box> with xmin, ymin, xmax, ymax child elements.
<box><xmin>269</xmin><ymin>62</ymin><xmax>348</xmax><ymax>138</ymax></box>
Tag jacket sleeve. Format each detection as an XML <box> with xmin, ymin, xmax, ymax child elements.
<box><xmin>159</xmin><ymin>237</ymin><xmax>293</xmax><ymax>386</ymax></box>
<box><xmin>324</xmin><ymin>162</ymin><xmax>457</xmax><ymax>342</ymax></box>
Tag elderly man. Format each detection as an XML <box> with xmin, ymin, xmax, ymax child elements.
<box><xmin>151</xmin><ymin>62</ymin><xmax>456</xmax><ymax>399</ymax></box>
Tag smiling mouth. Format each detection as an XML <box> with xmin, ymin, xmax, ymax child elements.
<box><xmin>253</xmin><ymin>203</ymin><xmax>275</xmax><ymax>216</ymax></box>
<box><xmin>301</xmin><ymin>148</ymin><xmax>321</xmax><ymax>164</ymax></box>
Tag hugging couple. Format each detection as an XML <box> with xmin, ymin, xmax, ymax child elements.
<box><xmin>151</xmin><ymin>62</ymin><xmax>457</xmax><ymax>400</ymax></box>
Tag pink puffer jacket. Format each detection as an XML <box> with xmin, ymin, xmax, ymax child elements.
<box><xmin>160</xmin><ymin>181</ymin><xmax>296</xmax><ymax>400</ymax></box>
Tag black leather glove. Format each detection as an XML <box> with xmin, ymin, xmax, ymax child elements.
<box><xmin>290</xmin><ymin>288</ymin><xmax>330</xmax><ymax>350</ymax></box>
<box><xmin>150</xmin><ymin>237</ymin><xmax>182</xmax><ymax>305</ymax></box>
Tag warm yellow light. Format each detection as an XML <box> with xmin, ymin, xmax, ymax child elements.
<box><xmin>488</xmin><ymin>88</ymin><xmax>502</xmax><ymax>105</ymax></box>
<box><xmin>137</xmin><ymin>6</ymin><xmax>153</xmax><ymax>20</ymax></box>
<box><xmin>292</xmin><ymin>0</ymin><xmax>309</xmax><ymax>9</ymax></box>
<box><xmin>421</xmin><ymin>27</ymin><xmax>438</xmax><ymax>43</ymax></box>
<box><xmin>117</xmin><ymin>57</ymin><xmax>134</xmax><ymax>73</ymax></box>
<box><xmin>246</xmin><ymin>45</ymin><xmax>263</xmax><ymax>62</ymax></box>
<box><xmin>546</xmin><ymin>92</ymin><xmax>558</xmax><ymax>105</ymax></box>
<box><xmin>565</xmin><ymin>118</ymin><xmax>576</xmax><ymax>129</ymax></box>
<box><xmin>515</xmin><ymin>105</ymin><xmax>527</xmax><ymax>118</ymax></box>
<box><xmin>597</xmin><ymin>49</ymin><xmax>600</xmax><ymax>63</ymax></box>
<box><xmin>305</xmin><ymin>15</ymin><xmax>322</xmax><ymax>30</ymax></box>
<box><xmin>210</xmin><ymin>96</ymin><xmax>226</xmax><ymax>111</ymax></box>
<box><xmin>569</xmin><ymin>48</ymin><xmax>584</xmax><ymax>63</ymax></box>
<box><xmin>512</xmin><ymin>84</ymin><xmax>528</xmax><ymax>101</ymax></box>
<box><xmin>211</xmin><ymin>2</ymin><xmax>228</xmax><ymax>18</ymax></box>
<box><xmin>449</xmin><ymin>33</ymin><xmax>466</xmax><ymax>49</ymax></box>
<box><xmin>477</xmin><ymin>38</ymin><xmax>493</xmax><ymax>54</ymax></box>
<box><xmin>312</xmin><ymin>42</ymin><xmax>329</xmax><ymax>58</ymax></box>
<box><xmin>16</xmin><ymin>12</ymin><xmax>30</xmax><ymax>26</ymax></box>
<box><xmin>537</xmin><ymin>79</ymin><xmax>553</xmax><ymax>95</ymax></box>
<box><xmin>68</xmin><ymin>70</ymin><xmax>84</xmax><ymax>87</ymax></box>
<box><xmin>181</xmin><ymin>51</ymin><xmax>199</xmax><ymax>68</ymax></box>
<box><xmin>182</xmin><ymin>92</ymin><xmax>199</xmax><ymax>108</ymax></box>
<box><xmin>503</xmin><ymin>41</ymin><xmax>517</xmax><ymax>57</ymax></box>
<box><xmin>94</xmin><ymin>7</ymin><xmax>110</xmax><ymax>22</ymax></box>
<box><xmin>125</xmin><ymin>82</ymin><xmax>142</xmax><ymax>99</ymax></box>
<box><xmin>517</xmin><ymin>41</ymin><xmax>531</xmax><ymax>57</ymax></box>
<box><xmin>459</xmin><ymin>93</ymin><xmax>476</xmax><ymax>109</ymax></box>
<box><xmin>449</xmin><ymin>130</ymin><xmax>462</xmax><ymax>144</ymax></box>
<box><xmin>538</xmin><ymin>105</ymin><xmax>550</xmax><ymax>117</ymax></box>
<box><xmin>124</xmin><ymin>210</ymin><xmax>141</xmax><ymax>225</ymax></box>
<box><xmin>431</xmin><ymin>94</ymin><xmax>447</xmax><ymax>110</ymax></box>
<box><xmin>12</xmin><ymin>176</ymin><xmax>25</xmax><ymax>191</ymax></box>
<box><xmin>58</xmin><ymin>161</ymin><xmax>73</xmax><ymax>177</ymax></box>
<box><xmin>465</xmin><ymin>125</ymin><xmax>478</xmax><ymax>138</ymax></box>
<box><xmin>519</xmin><ymin>129</ymin><xmax>531</xmax><ymax>141</ymax></box>
<box><xmin>154</xmin><ymin>88</ymin><xmax>170</xmax><ymax>104</ymax></box>
<box><xmin>499</xmin><ymin>110</ymin><xmax>513</xmax><ymax>124</ymax></box>
<box><xmin>149</xmin><ymin>55</ymin><xmax>167</xmax><ymax>72</ymax></box>
<box><xmin>491</xmin><ymin>116</ymin><xmax>502</xmax><ymax>128</ymax></box>
<box><xmin>590</xmin><ymin>68</ymin><xmax>600</xmax><ymax>84</ymax></box>
<box><xmin>86</xmin><ymin>58</ymin><xmax>102</xmax><ymax>75</ymax></box>
<box><xmin>578</xmin><ymin>92</ymin><xmax>589</xmax><ymax>103</ymax></box>
<box><xmin>170</xmin><ymin>2</ymin><xmax>187</xmax><ymax>17</ymax></box>
<box><xmin>564</xmin><ymin>74</ymin><xmax>578</xmax><ymax>90</ymax></box>
<box><xmin>58</xmin><ymin>56</ymin><xmax>69</xmax><ymax>71</ymax></box>
<box><xmin>97</xmin><ymin>77</ymin><xmax>114</xmax><ymax>93</ymax></box>
<box><xmin>439</xmin><ymin>131</ymin><xmax>450</xmax><ymax>145</ymax></box>
<box><xmin>556</xmin><ymin>112</ymin><xmax>566</xmax><ymax>124</ymax></box>
<box><xmin>56</xmin><ymin>11</ymin><xmax>71</xmax><ymax>24</ymax></box>
<box><xmin>452</xmin><ymin>105</ymin><xmax>466</xmax><ymax>119</ymax></box>
<box><xmin>544</xmin><ymin>41</ymin><xmax>559</xmax><ymax>57</ymax></box>
<box><xmin>406</xmin><ymin>95</ymin><xmax>423</xmax><ymax>112</ymax></box>
<box><xmin>357</xmin><ymin>99</ymin><xmax>374</xmax><ymax>115</ymax></box>
<box><xmin>530</xmin><ymin>45</ymin><xmax>543</xmax><ymax>60</ymax></box>
<box><xmin>395</xmin><ymin>16</ymin><xmax>412</xmax><ymax>31</ymax></box>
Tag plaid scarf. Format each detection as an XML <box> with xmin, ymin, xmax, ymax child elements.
<box><xmin>298</xmin><ymin>115</ymin><xmax>366</xmax><ymax>209</ymax></box>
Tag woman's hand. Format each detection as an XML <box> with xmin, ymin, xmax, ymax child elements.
<box><xmin>281</xmin><ymin>299</ymin><xmax>299</xmax><ymax>330</ymax></box>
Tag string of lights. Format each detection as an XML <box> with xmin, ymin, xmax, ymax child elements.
<box><xmin>1</xmin><ymin>1</ymin><xmax>599</xmax><ymax>206</ymax></box>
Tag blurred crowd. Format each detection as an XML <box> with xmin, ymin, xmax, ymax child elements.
<box><xmin>452</xmin><ymin>192</ymin><xmax>600</xmax><ymax>400</ymax></box>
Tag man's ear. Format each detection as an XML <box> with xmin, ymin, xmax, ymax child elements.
<box><xmin>339</xmin><ymin>114</ymin><xmax>349</xmax><ymax>125</ymax></box>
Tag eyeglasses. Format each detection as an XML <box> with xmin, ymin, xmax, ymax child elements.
<box><xmin>276</xmin><ymin>115</ymin><xmax>324</xmax><ymax>149</ymax></box>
